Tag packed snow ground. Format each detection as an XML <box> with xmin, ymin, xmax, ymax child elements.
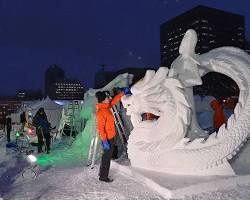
<box><xmin>0</xmin><ymin>132</ymin><xmax>165</xmax><ymax>200</ymax></box>
<box><xmin>1</xmin><ymin>131</ymin><xmax>250</xmax><ymax>200</ymax></box>
<box><xmin>4</xmin><ymin>164</ymin><xmax>165</xmax><ymax>200</ymax></box>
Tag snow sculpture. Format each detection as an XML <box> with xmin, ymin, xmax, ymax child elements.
<box><xmin>122</xmin><ymin>29</ymin><xmax>250</xmax><ymax>175</ymax></box>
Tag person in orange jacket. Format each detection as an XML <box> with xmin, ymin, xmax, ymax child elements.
<box><xmin>95</xmin><ymin>88</ymin><xmax>130</xmax><ymax>183</ymax></box>
<box><xmin>145</xmin><ymin>113</ymin><xmax>159</xmax><ymax>121</ymax></box>
<box><xmin>210</xmin><ymin>99</ymin><xmax>227</xmax><ymax>133</ymax></box>
<box><xmin>146</xmin><ymin>113</ymin><xmax>154</xmax><ymax>120</ymax></box>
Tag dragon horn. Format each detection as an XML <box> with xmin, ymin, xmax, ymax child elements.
<box><xmin>179</xmin><ymin>29</ymin><xmax>197</xmax><ymax>57</ymax></box>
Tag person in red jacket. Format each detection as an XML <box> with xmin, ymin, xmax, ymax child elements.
<box><xmin>210</xmin><ymin>99</ymin><xmax>227</xmax><ymax>133</ymax></box>
<box><xmin>95</xmin><ymin>88</ymin><xmax>130</xmax><ymax>183</ymax></box>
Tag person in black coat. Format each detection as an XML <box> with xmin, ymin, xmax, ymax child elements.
<box><xmin>32</xmin><ymin>108</ymin><xmax>51</xmax><ymax>154</ymax></box>
<box><xmin>6</xmin><ymin>116</ymin><xmax>12</xmax><ymax>142</ymax></box>
<box><xmin>20</xmin><ymin>112</ymin><xmax>26</xmax><ymax>131</ymax></box>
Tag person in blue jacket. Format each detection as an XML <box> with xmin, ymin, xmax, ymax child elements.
<box><xmin>32</xmin><ymin>107</ymin><xmax>51</xmax><ymax>154</ymax></box>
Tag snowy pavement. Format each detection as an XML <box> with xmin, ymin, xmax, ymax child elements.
<box><xmin>184</xmin><ymin>183</ymin><xmax>250</xmax><ymax>200</ymax></box>
<box><xmin>3</xmin><ymin>164</ymin><xmax>165</xmax><ymax>200</ymax></box>
<box><xmin>0</xmin><ymin>131</ymin><xmax>164</xmax><ymax>200</ymax></box>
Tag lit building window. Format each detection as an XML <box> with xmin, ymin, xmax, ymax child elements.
<box><xmin>191</xmin><ymin>20</ymin><xmax>199</xmax><ymax>25</ymax></box>
<box><xmin>202</xmin><ymin>33</ymin><xmax>208</xmax><ymax>36</ymax></box>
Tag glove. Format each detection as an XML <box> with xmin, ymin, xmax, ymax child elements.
<box><xmin>102</xmin><ymin>140</ymin><xmax>110</xmax><ymax>150</ymax></box>
<box><xmin>122</xmin><ymin>87</ymin><xmax>131</xmax><ymax>95</ymax></box>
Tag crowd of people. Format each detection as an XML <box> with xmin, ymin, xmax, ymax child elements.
<box><xmin>3</xmin><ymin>107</ymin><xmax>53</xmax><ymax>154</ymax></box>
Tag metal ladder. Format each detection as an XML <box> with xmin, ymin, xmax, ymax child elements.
<box><xmin>110</xmin><ymin>103</ymin><xmax>128</xmax><ymax>146</ymax></box>
<box><xmin>87</xmin><ymin>131</ymin><xmax>100</xmax><ymax>168</ymax></box>
<box><xmin>60</xmin><ymin>101</ymin><xmax>82</xmax><ymax>137</ymax></box>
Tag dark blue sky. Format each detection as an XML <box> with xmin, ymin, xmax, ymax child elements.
<box><xmin>0</xmin><ymin>0</ymin><xmax>249</xmax><ymax>95</ymax></box>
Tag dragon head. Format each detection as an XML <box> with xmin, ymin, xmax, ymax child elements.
<box><xmin>122</xmin><ymin>67</ymin><xmax>191</xmax><ymax>152</ymax></box>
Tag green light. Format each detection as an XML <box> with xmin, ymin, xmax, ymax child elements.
<box><xmin>36</xmin><ymin>115</ymin><xmax>98</xmax><ymax>167</ymax></box>
<box><xmin>37</xmin><ymin>155</ymin><xmax>54</xmax><ymax>166</ymax></box>
<box><xmin>16</xmin><ymin>132</ymin><xmax>21</xmax><ymax>137</ymax></box>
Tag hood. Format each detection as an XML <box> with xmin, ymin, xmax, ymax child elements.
<box><xmin>96</xmin><ymin>103</ymin><xmax>110</xmax><ymax>111</ymax></box>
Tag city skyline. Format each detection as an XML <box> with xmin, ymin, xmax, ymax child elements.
<box><xmin>0</xmin><ymin>0</ymin><xmax>250</xmax><ymax>95</ymax></box>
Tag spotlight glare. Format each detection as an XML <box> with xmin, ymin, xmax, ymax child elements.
<box><xmin>27</xmin><ymin>154</ymin><xmax>37</xmax><ymax>163</ymax></box>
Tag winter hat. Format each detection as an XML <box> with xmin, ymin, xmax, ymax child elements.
<box><xmin>95</xmin><ymin>91</ymin><xmax>107</xmax><ymax>103</ymax></box>
<box><xmin>38</xmin><ymin>107</ymin><xmax>45</xmax><ymax>113</ymax></box>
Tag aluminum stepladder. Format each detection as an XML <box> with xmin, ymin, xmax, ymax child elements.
<box><xmin>87</xmin><ymin>130</ymin><xmax>100</xmax><ymax>168</ymax></box>
<box><xmin>107</xmin><ymin>92</ymin><xmax>128</xmax><ymax>147</ymax></box>
<box><xmin>87</xmin><ymin>93</ymin><xmax>128</xmax><ymax>168</ymax></box>
<box><xmin>59</xmin><ymin>100</ymin><xmax>82</xmax><ymax>138</ymax></box>
<box><xmin>110</xmin><ymin>102</ymin><xmax>128</xmax><ymax>158</ymax></box>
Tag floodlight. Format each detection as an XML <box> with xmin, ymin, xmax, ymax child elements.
<box><xmin>27</xmin><ymin>154</ymin><xmax>37</xmax><ymax>163</ymax></box>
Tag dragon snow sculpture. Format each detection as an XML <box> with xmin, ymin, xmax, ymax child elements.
<box><xmin>122</xmin><ymin>29</ymin><xmax>250</xmax><ymax>176</ymax></box>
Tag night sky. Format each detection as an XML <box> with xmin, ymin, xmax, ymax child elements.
<box><xmin>0</xmin><ymin>0</ymin><xmax>250</xmax><ymax>95</ymax></box>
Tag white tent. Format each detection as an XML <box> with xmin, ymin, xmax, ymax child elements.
<box><xmin>26</xmin><ymin>100</ymin><xmax>42</xmax><ymax>110</ymax></box>
<box><xmin>10</xmin><ymin>100</ymin><xmax>42</xmax><ymax>124</ymax></box>
<box><xmin>10</xmin><ymin>97</ymin><xmax>62</xmax><ymax>131</ymax></box>
<box><xmin>30</xmin><ymin>97</ymin><xmax>63</xmax><ymax>128</ymax></box>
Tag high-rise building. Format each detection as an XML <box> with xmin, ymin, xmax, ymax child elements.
<box><xmin>160</xmin><ymin>5</ymin><xmax>245</xmax><ymax>67</ymax></box>
<box><xmin>160</xmin><ymin>5</ymin><xmax>244</xmax><ymax>97</ymax></box>
<box><xmin>50</xmin><ymin>79</ymin><xmax>84</xmax><ymax>100</ymax></box>
<box><xmin>246</xmin><ymin>40</ymin><xmax>250</xmax><ymax>54</ymax></box>
<box><xmin>45</xmin><ymin>64</ymin><xmax>65</xmax><ymax>97</ymax></box>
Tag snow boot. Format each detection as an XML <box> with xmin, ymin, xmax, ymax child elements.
<box><xmin>99</xmin><ymin>177</ymin><xmax>113</xmax><ymax>183</ymax></box>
